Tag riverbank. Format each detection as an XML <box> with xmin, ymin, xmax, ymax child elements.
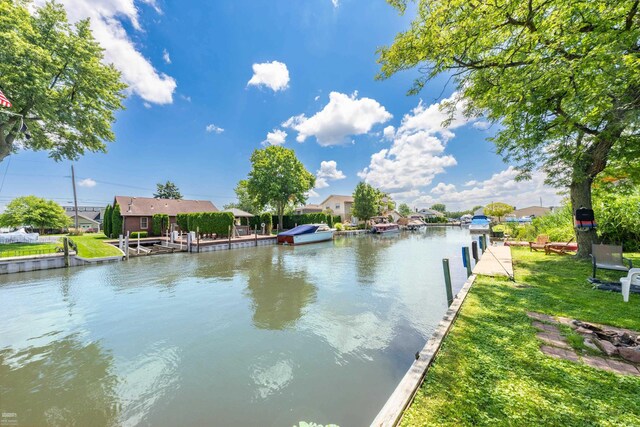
<box><xmin>399</xmin><ymin>248</ymin><xmax>640</xmax><ymax>426</ymax></box>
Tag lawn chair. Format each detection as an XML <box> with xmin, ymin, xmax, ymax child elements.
<box><xmin>620</xmin><ymin>268</ymin><xmax>640</xmax><ymax>302</ymax></box>
<box><xmin>529</xmin><ymin>235</ymin><xmax>549</xmax><ymax>252</ymax></box>
<box><xmin>545</xmin><ymin>237</ymin><xmax>576</xmax><ymax>255</ymax></box>
<box><xmin>590</xmin><ymin>244</ymin><xmax>632</xmax><ymax>279</ymax></box>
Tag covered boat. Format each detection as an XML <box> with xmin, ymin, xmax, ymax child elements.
<box><xmin>277</xmin><ymin>224</ymin><xmax>335</xmax><ymax>245</ymax></box>
<box><xmin>371</xmin><ymin>223</ymin><xmax>400</xmax><ymax>234</ymax></box>
<box><xmin>469</xmin><ymin>215</ymin><xmax>491</xmax><ymax>233</ymax></box>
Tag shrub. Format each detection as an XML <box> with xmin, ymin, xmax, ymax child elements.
<box><xmin>103</xmin><ymin>204</ymin><xmax>112</xmax><ymax>238</ymax></box>
<box><xmin>594</xmin><ymin>191</ymin><xmax>640</xmax><ymax>251</ymax></box>
<box><xmin>67</xmin><ymin>228</ymin><xmax>84</xmax><ymax>236</ymax></box>
<box><xmin>176</xmin><ymin>213</ymin><xmax>189</xmax><ymax>232</ymax></box>
<box><xmin>333</xmin><ymin>215</ymin><xmax>341</xmax><ymax>225</ymax></box>
<box><xmin>130</xmin><ymin>231</ymin><xmax>148</xmax><ymax>238</ymax></box>
<box><xmin>335</xmin><ymin>222</ymin><xmax>343</xmax><ymax>231</ymax></box>
<box><xmin>111</xmin><ymin>204</ymin><xmax>122</xmax><ymax>238</ymax></box>
<box><xmin>152</xmin><ymin>213</ymin><xmax>169</xmax><ymax>236</ymax></box>
<box><xmin>173</xmin><ymin>212</ymin><xmax>235</xmax><ymax>237</ymax></box>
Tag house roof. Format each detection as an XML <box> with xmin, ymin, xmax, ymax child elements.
<box><xmin>223</xmin><ymin>208</ymin><xmax>254</xmax><ymax>218</ymax></box>
<box><xmin>320</xmin><ymin>194</ymin><xmax>354</xmax><ymax>205</ymax></box>
<box><xmin>114</xmin><ymin>196</ymin><xmax>218</xmax><ymax>217</ymax></box>
<box><xmin>417</xmin><ymin>208</ymin><xmax>444</xmax><ymax>217</ymax></box>
<box><xmin>510</xmin><ymin>206</ymin><xmax>551</xmax><ymax>218</ymax></box>
<box><xmin>65</xmin><ymin>212</ymin><xmax>100</xmax><ymax>224</ymax></box>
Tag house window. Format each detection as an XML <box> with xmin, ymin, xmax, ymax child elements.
<box><xmin>140</xmin><ymin>217</ymin><xmax>148</xmax><ymax>229</ymax></box>
<box><xmin>335</xmin><ymin>204</ymin><xmax>340</xmax><ymax>210</ymax></box>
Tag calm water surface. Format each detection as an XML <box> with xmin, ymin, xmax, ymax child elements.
<box><xmin>0</xmin><ymin>228</ymin><xmax>470</xmax><ymax>427</ymax></box>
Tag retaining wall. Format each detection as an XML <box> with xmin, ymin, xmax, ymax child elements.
<box><xmin>193</xmin><ymin>237</ymin><xmax>276</xmax><ymax>252</ymax></box>
<box><xmin>0</xmin><ymin>252</ymin><xmax>123</xmax><ymax>275</ymax></box>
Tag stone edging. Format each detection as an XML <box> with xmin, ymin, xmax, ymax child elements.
<box><xmin>370</xmin><ymin>274</ymin><xmax>477</xmax><ymax>427</ymax></box>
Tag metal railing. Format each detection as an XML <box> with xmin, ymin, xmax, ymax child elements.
<box><xmin>0</xmin><ymin>246</ymin><xmax>62</xmax><ymax>258</ymax></box>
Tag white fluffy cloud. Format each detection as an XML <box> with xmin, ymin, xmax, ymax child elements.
<box><xmin>358</xmin><ymin>94</ymin><xmax>466</xmax><ymax>194</ymax></box>
<box><xmin>430</xmin><ymin>182</ymin><xmax>456</xmax><ymax>194</ymax></box>
<box><xmin>424</xmin><ymin>167</ymin><xmax>562</xmax><ymax>211</ymax></box>
<box><xmin>162</xmin><ymin>48</ymin><xmax>171</xmax><ymax>64</ymax></box>
<box><xmin>78</xmin><ymin>178</ymin><xmax>97</xmax><ymax>188</ymax></box>
<box><xmin>306</xmin><ymin>189</ymin><xmax>320</xmax><ymax>198</ymax></box>
<box><xmin>206</xmin><ymin>124</ymin><xmax>224</xmax><ymax>134</ymax></box>
<box><xmin>35</xmin><ymin>0</ymin><xmax>177</xmax><ymax>104</ymax></box>
<box><xmin>315</xmin><ymin>177</ymin><xmax>329</xmax><ymax>189</ymax></box>
<box><xmin>283</xmin><ymin>91</ymin><xmax>392</xmax><ymax>146</ymax></box>
<box><xmin>262</xmin><ymin>129</ymin><xmax>287</xmax><ymax>146</ymax></box>
<box><xmin>472</xmin><ymin>120</ymin><xmax>491</xmax><ymax>130</ymax></box>
<box><xmin>317</xmin><ymin>160</ymin><xmax>346</xmax><ymax>180</ymax></box>
<box><xmin>247</xmin><ymin>61</ymin><xmax>290</xmax><ymax>92</ymax></box>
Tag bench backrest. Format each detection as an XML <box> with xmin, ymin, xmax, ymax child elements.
<box><xmin>536</xmin><ymin>235</ymin><xmax>550</xmax><ymax>244</ymax></box>
<box><xmin>592</xmin><ymin>244</ymin><xmax>624</xmax><ymax>265</ymax></box>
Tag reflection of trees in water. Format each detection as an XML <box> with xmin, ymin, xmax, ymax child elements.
<box><xmin>0</xmin><ymin>333</ymin><xmax>119</xmax><ymax>426</ymax></box>
<box><xmin>244</xmin><ymin>249</ymin><xmax>317</xmax><ymax>330</ymax></box>
<box><xmin>353</xmin><ymin>234</ymin><xmax>398</xmax><ymax>285</ymax></box>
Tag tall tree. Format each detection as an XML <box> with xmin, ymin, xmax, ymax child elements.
<box><xmin>352</xmin><ymin>182</ymin><xmax>382</xmax><ymax>226</ymax></box>
<box><xmin>0</xmin><ymin>195</ymin><xmax>70</xmax><ymax>233</ymax></box>
<box><xmin>153</xmin><ymin>181</ymin><xmax>182</xmax><ymax>199</ymax></box>
<box><xmin>398</xmin><ymin>203</ymin><xmax>412</xmax><ymax>217</ymax></box>
<box><xmin>223</xmin><ymin>180</ymin><xmax>260</xmax><ymax>214</ymax></box>
<box><xmin>379</xmin><ymin>0</ymin><xmax>640</xmax><ymax>257</ymax></box>
<box><xmin>430</xmin><ymin>203</ymin><xmax>446</xmax><ymax>213</ymax></box>
<box><xmin>0</xmin><ymin>1</ymin><xmax>126</xmax><ymax>163</ymax></box>
<box><xmin>484</xmin><ymin>202</ymin><xmax>514</xmax><ymax>222</ymax></box>
<box><xmin>111</xmin><ymin>204</ymin><xmax>122</xmax><ymax>237</ymax></box>
<box><xmin>246</xmin><ymin>146</ymin><xmax>315</xmax><ymax>230</ymax></box>
<box><xmin>103</xmin><ymin>204</ymin><xmax>112</xmax><ymax>237</ymax></box>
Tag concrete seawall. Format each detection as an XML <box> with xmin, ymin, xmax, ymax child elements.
<box><xmin>0</xmin><ymin>252</ymin><xmax>123</xmax><ymax>275</ymax></box>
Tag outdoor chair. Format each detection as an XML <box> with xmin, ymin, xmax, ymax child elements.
<box><xmin>590</xmin><ymin>244</ymin><xmax>632</xmax><ymax>279</ymax></box>
<box><xmin>545</xmin><ymin>237</ymin><xmax>576</xmax><ymax>255</ymax></box>
<box><xmin>620</xmin><ymin>268</ymin><xmax>640</xmax><ymax>303</ymax></box>
<box><xmin>529</xmin><ymin>235</ymin><xmax>549</xmax><ymax>252</ymax></box>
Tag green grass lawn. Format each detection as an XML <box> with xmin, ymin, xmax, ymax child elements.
<box><xmin>69</xmin><ymin>233</ymin><xmax>123</xmax><ymax>258</ymax></box>
<box><xmin>0</xmin><ymin>242</ymin><xmax>62</xmax><ymax>258</ymax></box>
<box><xmin>401</xmin><ymin>248</ymin><xmax>640</xmax><ymax>427</ymax></box>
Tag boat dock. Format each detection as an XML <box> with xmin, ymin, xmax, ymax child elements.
<box><xmin>472</xmin><ymin>245</ymin><xmax>513</xmax><ymax>277</ymax></box>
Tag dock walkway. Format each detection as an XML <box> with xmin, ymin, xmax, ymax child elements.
<box><xmin>472</xmin><ymin>245</ymin><xmax>513</xmax><ymax>277</ymax></box>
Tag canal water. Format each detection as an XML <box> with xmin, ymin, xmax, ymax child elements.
<box><xmin>0</xmin><ymin>228</ymin><xmax>471</xmax><ymax>427</ymax></box>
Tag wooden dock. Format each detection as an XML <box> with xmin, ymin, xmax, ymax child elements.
<box><xmin>472</xmin><ymin>245</ymin><xmax>513</xmax><ymax>277</ymax></box>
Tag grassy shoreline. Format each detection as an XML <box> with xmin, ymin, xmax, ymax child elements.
<box><xmin>401</xmin><ymin>248</ymin><xmax>640</xmax><ymax>426</ymax></box>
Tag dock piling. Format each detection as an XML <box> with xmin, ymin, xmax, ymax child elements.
<box><xmin>442</xmin><ymin>258</ymin><xmax>454</xmax><ymax>306</ymax></box>
<box><xmin>471</xmin><ymin>241</ymin><xmax>479</xmax><ymax>262</ymax></box>
<box><xmin>63</xmin><ymin>237</ymin><xmax>69</xmax><ymax>267</ymax></box>
<box><xmin>462</xmin><ymin>247</ymin><xmax>472</xmax><ymax>277</ymax></box>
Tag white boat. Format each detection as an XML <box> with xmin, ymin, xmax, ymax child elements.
<box><xmin>469</xmin><ymin>215</ymin><xmax>491</xmax><ymax>233</ymax></box>
<box><xmin>371</xmin><ymin>223</ymin><xmax>400</xmax><ymax>234</ymax></box>
<box><xmin>277</xmin><ymin>224</ymin><xmax>335</xmax><ymax>245</ymax></box>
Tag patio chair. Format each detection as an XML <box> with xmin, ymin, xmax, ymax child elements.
<box><xmin>620</xmin><ymin>268</ymin><xmax>640</xmax><ymax>302</ymax></box>
<box><xmin>529</xmin><ymin>235</ymin><xmax>549</xmax><ymax>252</ymax></box>
<box><xmin>591</xmin><ymin>244</ymin><xmax>632</xmax><ymax>279</ymax></box>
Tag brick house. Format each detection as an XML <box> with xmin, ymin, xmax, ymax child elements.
<box><xmin>113</xmin><ymin>196</ymin><xmax>218</xmax><ymax>236</ymax></box>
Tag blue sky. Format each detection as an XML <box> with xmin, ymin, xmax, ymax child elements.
<box><xmin>1</xmin><ymin>0</ymin><xmax>561</xmax><ymax>211</ymax></box>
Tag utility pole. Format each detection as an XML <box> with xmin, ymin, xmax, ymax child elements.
<box><xmin>71</xmin><ymin>165</ymin><xmax>79</xmax><ymax>230</ymax></box>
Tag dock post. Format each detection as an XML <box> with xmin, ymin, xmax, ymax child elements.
<box><xmin>442</xmin><ymin>258</ymin><xmax>454</xmax><ymax>306</ymax></box>
<box><xmin>462</xmin><ymin>247</ymin><xmax>472</xmax><ymax>277</ymax></box>
<box><xmin>254</xmin><ymin>225</ymin><xmax>258</xmax><ymax>247</ymax></box>
<box><xmin>482</xmin><ymin>233</ymin><xmax>488</xmax><ymax>250</ymax></box>
<box><xmin>118</xmin><ymin>234</ymin><xmax>123</xmax><ymax>251</ymax></box>
<box><xmin>472</xmin><ymin>241</ymin><xmax>479</xmax><ymax>262</ymax></box>
<box><xmin>479</xmin><ymin>235</ymin><xmax>485</xmax><ymax>253</ymax></box>
<box><xmin>228</xmin><ymin>225</ymin><xmax>232</xmax><ymax>249</ymax></box>
<box><xmin>196</xmin><ymin>227</ymin><xmax>200</xmax><ymax>253</ymax></box>
<box><xmin>125</xmin><ymin>232</ymin><xmax>129</xmax><ymax>260</ymax></box>
<box><xmin>63</xmin><ymin>237</ymin><xmax>69</xmax><ymax>267</ymax></box>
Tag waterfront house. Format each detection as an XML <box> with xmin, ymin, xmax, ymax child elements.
<box><xmin>64</xmin><ymin>212</ymin><xmax>101</xmax><ymax>231</ymax></box>
<box><xmin>414</xmin><ymin>208</ymin><xmax>445</xmax><ymax>219</ymax></box>
<box><xmin>113</xmin><ymin>196</ymin><xmax>218</xmax><ymax>236</ymax></box>
<box><xmin>509</xmin><ymin>205</ymin><xmax>553</xmax><ymax>218</ymax></box>
<box><xmin>294</xmin><ymin>204</ymin><xmax>323</xmax><ymax>215</ymax></box>
<box><xmin>320</xmin><ymin>195</ymin><xmax>354</xmax><ymax>222</ymax></box>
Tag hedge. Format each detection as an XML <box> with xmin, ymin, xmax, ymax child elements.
<box><xmin>130</xmin><ymin>231</ymin><xmax>148</xmax><ymax>238</ymax></box>
<box><xmin>111</xmin><ymin>204</ymin><xmax>122</xmax><ymax>238</ymax></box>
<box><xmin>270</xmin><ymin>213</ymin><xmax>334</xmax><ymax>229</ymax></box>
<box><xmin>152</xmin><ymin>213</ymin><xmax>169</xmax><ymax>236</ymax></box>
<box><xmin>175</xmin><ymin>212</ymin><xmax>235</xmax><ymax>237</ymax></box>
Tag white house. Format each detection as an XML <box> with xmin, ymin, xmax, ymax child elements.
<box><xmin>320</xmin><ymin>195</ymin><xmax>354</xmax><ymax>222</ymax></box>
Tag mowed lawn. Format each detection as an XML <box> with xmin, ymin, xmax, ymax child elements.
<box><xmin>0</xmin><ymin>242</ymin><xmax>61</xmax><ymax>258</ymax></box>
<box><xmin>69</xmin><ymin>233</ymin><xmax>123</xmax><ymax>258</ymax></box>
<box><xmin>401</xmin><ymin>248</ymin><xmax>640</xmax><ymax>427</ymax></box>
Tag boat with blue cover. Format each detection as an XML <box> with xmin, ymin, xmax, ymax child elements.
<box><xmin>469</xmin><ymin>215</ymin><xmax>491</xmax><ymax>233</ymax></box>
<box><xmin>276</xmin><ymin>224</ymin><xmax>335</xmax><ymax>245</ymax></box>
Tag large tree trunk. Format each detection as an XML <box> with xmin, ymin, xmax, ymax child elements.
<box><xmin>570</xmin><ymin>177</ymin><xmax>597</xmax><ymax>259</ymax></box>
<box><xmin>277</xmin><ymin>202</ymin><xmax>284</xmax><ymax>231</ymax></box>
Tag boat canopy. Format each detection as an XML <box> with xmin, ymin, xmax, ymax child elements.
<box><xmin>278</xmin><ymin>224</ymin><xmax>319</xmax><ymax>236</ymax></box>
<box><xmin>471</xmin><ymin>215</ymin><xmax>490</xmax><ymax>224</ymax></box>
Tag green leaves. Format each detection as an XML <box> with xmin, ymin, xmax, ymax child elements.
<box><xmin>246</xmin><ymin>146</ymin><xmax>315</xmax><ymax>228</ymax></box>
<box><xmin>0</xmin><ymin>0</ymin><xmax>126</xmax><ymax>162</ymax></box>
<box><xmin>0</xmin><ymin>195</ymin><xmax>70</xmax><ymax>232</ymax></box>
<box><xmin>351</xmin><ymin>182</ymin><xmax>383</xmax><ymax>223</ymax></box>
<box><xmin>153</xmin><ymin>181</ymin><xmax>182</xmax><ymax>199</ymax></box>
